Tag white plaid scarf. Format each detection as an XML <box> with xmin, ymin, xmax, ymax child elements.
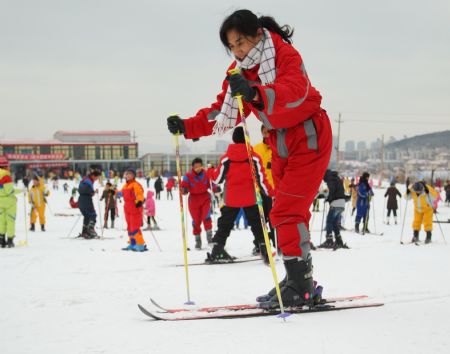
<box><xmin>213</xmin><ymin>28</ymin><xmax>276</xmax><ymax>136</ymax></box>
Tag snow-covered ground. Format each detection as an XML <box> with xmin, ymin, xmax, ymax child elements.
<box><xmin>1</xmin><ymin>178</ymin><xmax>450</xmax><ymax>354</ymax></box>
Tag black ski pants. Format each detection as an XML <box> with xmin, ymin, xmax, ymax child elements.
<box><xmin>212</xmin><ymin>205</ymin><xmax>264</xmax><ymax>247</ymax></box>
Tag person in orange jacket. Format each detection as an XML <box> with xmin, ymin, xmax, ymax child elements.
<box><xmin>120</xmin><ymin>168</ymin><xmax>147</xmax><ymax>251</ymax></box>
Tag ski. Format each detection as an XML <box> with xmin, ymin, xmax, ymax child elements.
<box><xmin>346</xmin><ymin>229</ymin><xmax>384</xmax><ymax>236</ymax></box>
<box><xmin>175</xmin><ymin>253</ymin><xmax>277</xmax><ymax>267</ymax></box>
<box><xmin>148</xmin><ymin>294</ymin><xmax>369</xmax><ymax>313</ymax></box>
<box><xmin>137</xmin><ymin>302</ymin><xmax>383</xmax><ymax>321</ymax></box>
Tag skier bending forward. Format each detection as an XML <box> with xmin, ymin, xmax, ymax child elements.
<box><xmin>166</xmin><ymin>9</ymin><xmax>332</xmax><ymax>308</ymax></box>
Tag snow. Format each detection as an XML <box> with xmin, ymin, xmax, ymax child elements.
<box><xmin>1</xmin><ymin>179</ymin><xmax>450</xmax><ymax>354</ymax></box>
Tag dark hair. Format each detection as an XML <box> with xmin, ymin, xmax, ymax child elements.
<box><xmin>192</xmin><ymin>157</ymin><xmax>203</xmax><ymax>166</ymax></box>
<box><xmin>220</xmin><ymin>9</ymin><xmax>294</xmax><ymax>50</ymax></box>
<box><xmin>232</xmin><ymin>126</ymin><xmax>245</xmax><ymax>144</ymax></box>
<box><xmin>89</xmin><ymin>169</ymin><xmax>101</xmax><ymax>177</ymax></box>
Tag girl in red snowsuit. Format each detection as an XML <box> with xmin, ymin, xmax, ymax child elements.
<box><xmin>167</xmin><ymin>10</ymin><xmax>332</xmax><ymax>307</ymax></box>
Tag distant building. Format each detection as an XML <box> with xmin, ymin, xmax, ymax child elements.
<box><xmin>357</xmin><ymin>141</ymin><xmax>367</xmax><ymax>151</ymax></box>
<box><xmin>0</xmin><ymin>131</ymin><xmax>139</xmax><ymax>177</ymax></box>
<box><xmin>141</xmin><ymin>152</ymin><xmax>223</xmax><ymax>177</ymax></box>
<box><xmin>345</xmin><ymin>140</ymin><xmax>355</xmax><ymax>152</ymax></box>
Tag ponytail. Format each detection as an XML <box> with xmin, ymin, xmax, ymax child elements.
<box><xmin>258</xmin><ymin>16</ymin><xmax>294</xmax><ymax>44</ymax></box>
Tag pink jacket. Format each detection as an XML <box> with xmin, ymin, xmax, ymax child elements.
<box><xmin>145</xmin><ymin>191</ymin><xmax>156</xmax><ymax>216</ymax></box>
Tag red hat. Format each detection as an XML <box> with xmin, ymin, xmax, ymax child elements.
<box><xmin>0</xmin><ymin>156</ymin><xmax>10</xmax><ymax>168</ymax></box>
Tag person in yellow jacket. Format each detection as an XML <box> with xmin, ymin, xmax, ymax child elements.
<box><xmin>0</xmin><ymin>158</ymin><xmax>17</xmax><ymax>247</ymax></box>
<box><xmin>349</xmin><ymin>178</ymin><xmax>358</xmax><ymax>215</ymax></box>
<box><xmin>28</xmin><ymin>175</ymin><xmax>49</xmax><ymax>232</ymax></box>
<box><xmin>253</xmin><ymin>125</ymin><xmax>273</xmax><ymax>188</ymax></box>
<box><xmin>253</xmin><ymin>124</ymin><xmax>276</xmax><ymax>247</ymax></box>
<box><xmin>407</xmin><ymin>181</ymin><xmax>438</xmax><ymax>244</ymax></box>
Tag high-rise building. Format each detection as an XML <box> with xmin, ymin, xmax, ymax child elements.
<box><xmin>357</xmin><ymin>141</ymin><xmax>367</xmax><ymax>151</ymax></box>
<box><xmin>345</xmin><ymin>140</ymin><xmax>355</xmax><ymax>152</ymax></box>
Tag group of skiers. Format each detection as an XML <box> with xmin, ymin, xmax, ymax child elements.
<box><xmin>1</xmin><ymin>8</ymin><xmax>448</xmax><ymax>313</ymax></box>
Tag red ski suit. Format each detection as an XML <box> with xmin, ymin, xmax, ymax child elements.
<box><xmin>181</xmin><ymin>169</ymin><xmax>213</xmax><ymax>236</ymax></box>
<box><xmin>182</xmin><ymin>31</ymin><xmax>332</xmax><ymax>258</ymax></box>
<box><xmin>211</xmin><ymin>144</ymin><xmax>274</xmax><ymax>207</ymax></box>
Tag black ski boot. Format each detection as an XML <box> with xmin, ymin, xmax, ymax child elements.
<box><xmin>0</xmin><ymin>234</ymin><xmax>6</xmax><ymax>248</ymax></box>
<box><xmin>256</xmin><ymin>276</ymin><xmax>287</xmax><ymax>302</ymax></box>
<box><xmin>30</xmin><ymin>224</ymin><xmax>35</xmax><ymax>232</ymax></box>
<box><xmin>412</xmin><ymin>230</ymin><xmax>419</xmax><ymax>243</ymax></box>
<box><xmin>259</xmin><ymin>256</ymin><xmax>314</xmax><ymax>309</ymax></box>
<box><xmin>333</xmin><ymin>235</ymin><xmax>349</xmax><ymax>250</ymax></box>
<box><xmin>78</xmin><ymin>225</ymin><xmax>88</xmax><ymax>238</ymax></box>
<box><xmin>111</xmin><ymin>220</ymin><xmax>115</xmax><ymax>228</ymax></box>
<box><xmin>318</xmin><ymin>235</ymin><xmax>334</xmax><ymax>249</ymax></box>
<box><xmin>355</xmin><ymin>223</ymin><xmax>360</xmax><ymax>234</ymax></box>
<box><xmin>85</xmin><ymin>221</ymin><xmax>98</xmax><ymax>239</ymax></box>
<box><xmin>194</xmin><ymin>234</ymin><xmax>202</xmax><ymax>250</ymax></box>
<box><xmin>206</xmin><ymin>230</ymin><xmax>213</xmax><ymax>244</ymax></box>
<box><xmin>205</xmin><ymin>243</ymin><xmax>236</xmax><ymax>263</ymax></box>
<box><xmin>252</xmin><ymin>244</ymin><xmax>260</xmax><ymax>256</ymax></box>
<box><xmin>425</xmin><ymin>231</ymin><xmax>432</xmax><ymax>244</ymax></box>
<box><xmin>41</xmin><ymin>224</ymin><xmax>45</xmax><ymax>232</ymax></box>
<box><xmin>6</xmin><ymin>237</ymin><xmax>15</xmax><ymax>248</ymax></box>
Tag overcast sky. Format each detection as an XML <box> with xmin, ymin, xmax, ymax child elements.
<box><xmin>1</xmin><ymin>0</ymin><xmax>449</xmax><ymax>153</ymax></box>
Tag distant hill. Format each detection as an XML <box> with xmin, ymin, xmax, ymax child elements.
<box><xmin>385</xmin><ymin>130</ymin><xmax>450</xmax><ymax>150</ymax></box>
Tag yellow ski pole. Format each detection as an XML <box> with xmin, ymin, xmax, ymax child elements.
<box><xmin>173</xmin><ymin>131</ymin><xmax>194</xmax><ymax>305</ymax></box>
<box><xmin>228</xmin><ymin>68</ymin><xmax>287</xmax><ymax>319</ymax></box>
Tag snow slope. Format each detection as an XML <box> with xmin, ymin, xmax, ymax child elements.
<box><xmin>1</xmin><ymin>179</ymin><xmax>450</xmax><ymax>354</ymax></box>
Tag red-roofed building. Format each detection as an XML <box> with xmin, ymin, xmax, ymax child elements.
<box><xmin>0</xmin><ymin>131</ymin><xmax>140</xmax><ymax>178</ymax></box>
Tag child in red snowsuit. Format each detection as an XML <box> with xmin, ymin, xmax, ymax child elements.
<box><xmin>181</xmin><ymin>158</ymin><xmax>214</xmax><ymax>250</ymax></box>
<box><xmin>120</xmin><ymin>168</ymin><xmax>146</xmax><ymax>252</ymax></box>
<box><xmin>167</xmin><ymin>10</ymin><xmax>332</xmax><ymax>308</ymax></box>
<box><xmin>165</xmin><ymin>178</ymin><xmax>174</xmax><ymax>200</ymax></box>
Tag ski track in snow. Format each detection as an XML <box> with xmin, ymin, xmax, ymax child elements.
<box><xmin>1</xmin><ymin>178</ymin><xmax>450</xmax><ymax>354</ymax></box>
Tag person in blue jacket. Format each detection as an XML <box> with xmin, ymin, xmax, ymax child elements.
<box><xmin>78</xmin><ymin>169</ymin><xmax>101</xmax><ymax>238</ymax></box>
<box><xmin>355</xmin><ymin>172</ymin><xmax>374</xmax><ymax>234</ymax></box>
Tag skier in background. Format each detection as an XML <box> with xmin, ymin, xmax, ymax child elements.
<box><xmin>319</xmin><ymin>170</ymin><xmax>348</xmax><ymax>249</ymax></box>
<box><xmin>165</xmin><ymin>177</ymin><xmax>174</xmax><ymax>200</ymax></box>
<box><xmin>78</xmin><ymin>169</ymin><xmax>101</xmax><ymax>239</ymax></box>
<box><xmin>120</xmin><ymin>168</ymin><xmax>147</xmax><ymax>251</ymax></box>
<box><xmin>349</xmin><ymin>178</ymin><xmax>358</xmax><ymax>215</ymax></box>
<box><xmin>355</xmin><ymin>172</ymin><xmax>374</xmax><ymax>234</ymax></box>
<box><xmin>181</xmin><ymin>158</ymin><xmax>214</xmax><ymax>250</ymax></box>
<box><xmin>28</xmin><ymin>175</ymin><xmax>49</xmax><ymax>232</ymax></box>
<box><xmin>100</xmin><ymin>182</ymin><xmax>117</xmax><ymax>229</ymax></box>
<box><xmin>206</xmin><ymin>126</ymin><xmax>274</xmax><ymax>263</ymax></box>
<box><xmin>253</xmin><ymin>124</ymin><xmax>276</xmax><ymax>247</ymax></box>
<box><xmin>144</xmin><ymin>190</ymin><xmax>159</xmax><ymax>230</ymax></box>
<box><xmin>444</xmin><ymin>180</ymin><xmax>450</xmax><ymax>206</ymax></box>
<box><xmin>384</xmin><ymin>181</ymin><xmax>401</xmax><ymax>225</ymax></box>
<box><xmin>0</xmin><ymin>158</ymin><xmax>17</xmax><ymax>248</ymax></box>
<box><xmin>407</xmin><ymin>180</ymin><xmax>439</xmax><ymax>244</ymax></box>
<box><xmin>154</xmin><ymin>175</ymin><xmax>163</xmax><ymax>200</ymax></box>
